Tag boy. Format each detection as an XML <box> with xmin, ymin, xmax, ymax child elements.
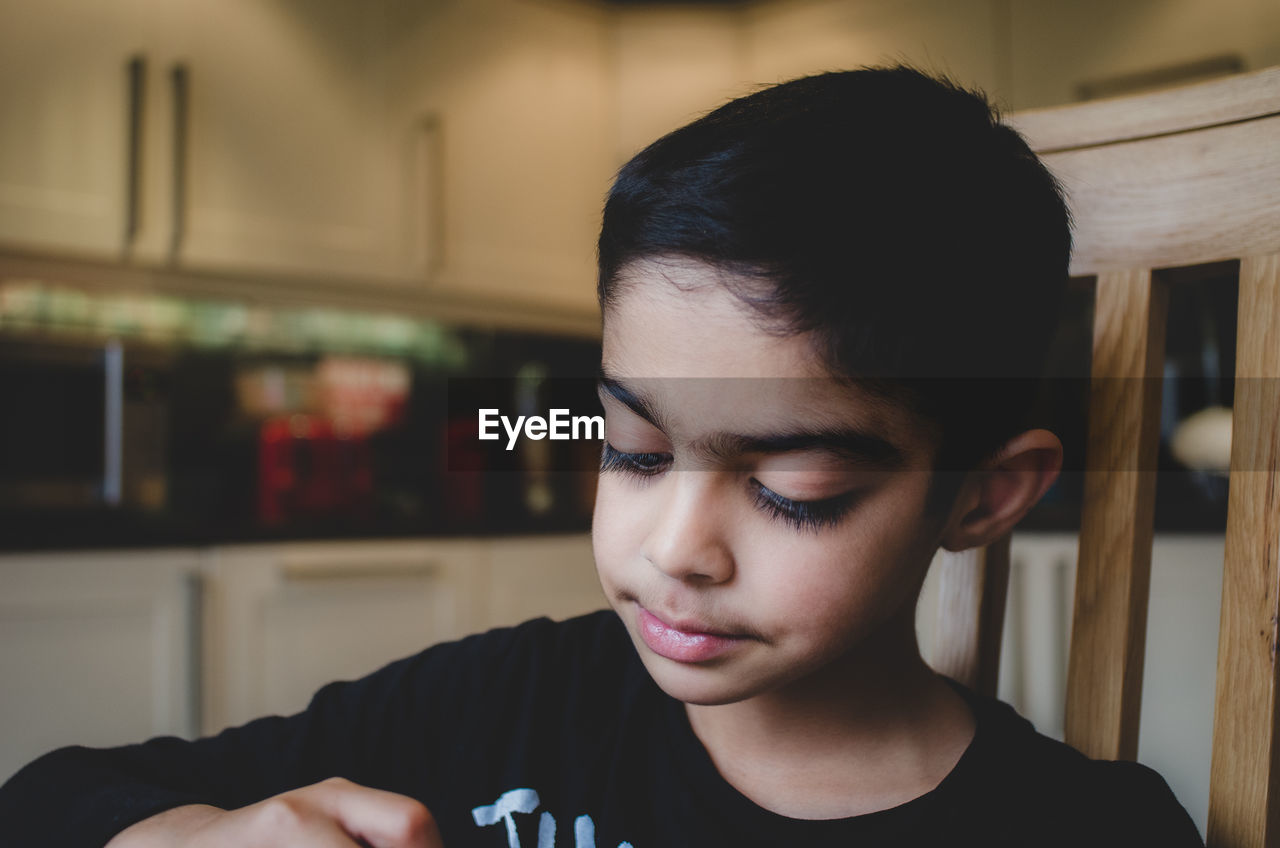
<box><xmin>0</xmin><ymin>66</ymin><xmax>1201</xmax><ymax>847</ymax></box>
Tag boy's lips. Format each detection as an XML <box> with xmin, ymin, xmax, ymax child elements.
<box><xmin>635</xmin><ymin>605</ymin><xmax>748</xmax><ymax>663</ymax></box>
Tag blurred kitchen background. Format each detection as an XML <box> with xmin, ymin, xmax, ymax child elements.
<box><xmin>2</xmin><ymin>0</ymin><xmax>1277</xmax><ymax>836</ymax></box>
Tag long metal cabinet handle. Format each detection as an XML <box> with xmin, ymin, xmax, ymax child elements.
<box><xmin>124</xmin><ymin>55</ymin><xmax>146</xmax><ymax>252</ymax></box>
<box><xmin>170</xmin><ymin>63</ymin><xmax>190</xmax><ymax>260</ymax></box>
<box><xmin>183</xmin><ymin>570</ymin><xmax>204</xmax><ymax>737</ymax></box>
<box><xmin>280</xmin><ymin>560</ymin><xmax>442</xmax><ymax>582</ymax></box>
<box><xmin>102</xmin><ymin>339</ymin><xmax>123</xmax><ymax>505</ymax></box>
<box><xmin>415</xmin><ymin>114</ymin><xmax>446</xmax><ymax>277</ymax></box>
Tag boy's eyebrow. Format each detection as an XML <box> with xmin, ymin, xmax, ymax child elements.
<box><xmin>598</xmin><ymin>376</ymin><xmax>669</xmax><ymax>432</ymax></box>
<box><xmin>597</xmin><ymin>375</ymin><xmax>907</xmax><ymax>470</ymax></box>
<box><xmin>701</xmin><ymin>429</ymin><xmax>906</xmax><ymax>470</ymax></box>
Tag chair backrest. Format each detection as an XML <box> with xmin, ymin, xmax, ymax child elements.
<box><xmin>929</xmin><ymin>66</ymin><xmax>1280</xmax><ymax>848</ymax></box>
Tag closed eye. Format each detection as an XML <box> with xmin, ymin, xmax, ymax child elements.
<box><xmin>749</xmin><ymin>479</ymin><xmax>860</xmax><ymax>532</ymax></box>
<box><xmin>602</xmin><ymin>443</ymin><xmax>861</xmax><ymax>531</ymax></box>
<box><xmin>601</xmin><ymin>442</ymin><xmax>672</xmax><ymax>476</ymax></box>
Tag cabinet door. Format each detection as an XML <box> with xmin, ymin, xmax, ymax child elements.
<box><xmin>483</xmin><ymin>534</ymin><xmax>604</xmax><ymax>630</ymax></box>
<box><xmin>388</xmin><ymin>1</ymin><xmax>611</xmax><ymax>311</ymax></box>
<box><xmin>161</xmin><ymin>0</ymin><xmax>403</xmax><ymax>280</ymax></box>
<box><xmin>0</xmin><ymin>548</ymin><xmax>201</xmax><ymax>785</ymax></box>
<box><xmin>0</xmin><ymin>0</ymin><xmax>164</xmax><ymax>258</ymax></box>
<box><xmin>203</xmin><ymin>539</ymin><xmax>483</xmax><ymax>733</ymax></box>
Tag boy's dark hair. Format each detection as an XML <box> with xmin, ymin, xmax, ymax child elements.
<box><xmin>597</xmin><ymin>65</ymin><xmax>1072</xmax><ymax>514</ymax></box>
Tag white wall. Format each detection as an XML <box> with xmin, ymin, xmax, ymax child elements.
<box><xmin>608</xmin><ymin>0</ymin><xmax>1007</xmax><ymax>157</ymax></box>
<box><xmin>610</xmin><ymin>6</ymin><xmax>749</xmax><ymax>161</ymax></box>
<box><xmin>745</xmin><ymin>0</ymin><xmax>1005</xmax><ymax>97</ymax></box>
<box><xmin>607</xmin><ymin>0</ymin><xmax>1280</xmax><ymax>146</ymax></box>
<box><xmin>1008</xmin><ymin>0</ymin><xmax>1280</xmax><ymax>109</ymax></box>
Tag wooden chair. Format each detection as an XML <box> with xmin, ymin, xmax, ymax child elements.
<box><xmin>929</xmin><ymin>66</ymin><xmax>1280</xmax><ymax>848</ymax></box>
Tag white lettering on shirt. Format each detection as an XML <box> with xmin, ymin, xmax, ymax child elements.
<box><xmin>471</xmin><ymin>788</ymin><xmax>635</xmax><ymax>848</ymax></box>
<box><xmin>472</xmin><ymin>788</ymin><xmax>541</xmax><ymax>848</ymax></box>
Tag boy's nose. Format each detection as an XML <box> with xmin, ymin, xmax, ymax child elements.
<box><xmin>641</xmin><ymin>472</ymin><xmax>735</xmax><ymax>585</ymax></box>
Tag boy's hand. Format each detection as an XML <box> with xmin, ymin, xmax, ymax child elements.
<box><xmin>104</xmin><ymin>776</ymin><xmax>444</xmax><ymax>847</ymax></box>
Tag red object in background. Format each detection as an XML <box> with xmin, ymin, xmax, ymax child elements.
<box><xmin>257</xmin><ymin>415</ymin><xmax>374</xmax><ymax>525</ymax></box>
<box><xmin>442</xmin><ymin>415</ymin><xmax>485</xmax><ymax>524</ymax></box>
<box><xmin>316</xmin><ymin>357</ymin><xmax>410</xmax><ymax>437</ymax></box>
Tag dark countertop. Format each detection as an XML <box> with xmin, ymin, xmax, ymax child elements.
<box><xmin>0</xmin><ymin>507</ymin><xmax>592</xmax><ymax>552</ymax></box>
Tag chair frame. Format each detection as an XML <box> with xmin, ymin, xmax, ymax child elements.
<box><xmin>930</xmin><ymin>66</ymin><xmax>1280</xmax><ymax>848</ymax></box>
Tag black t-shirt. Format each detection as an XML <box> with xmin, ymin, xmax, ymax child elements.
<box><xmin>0</xmin><ymin>610</ymin><xmax>1203</xmax><ymax>847</ymax></box>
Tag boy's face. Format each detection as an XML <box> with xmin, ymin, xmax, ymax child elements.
<box><xmin>592</xmin><ymin>259</ymin><xmax>951</xmax><ymax>706</ymax></box>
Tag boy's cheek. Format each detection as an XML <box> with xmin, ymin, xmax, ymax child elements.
<box><xmin>590</xmin><ymin>477</ymin><xmax>644</xmax><ymax>580</ymax></box>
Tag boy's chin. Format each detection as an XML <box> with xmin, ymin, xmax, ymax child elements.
<box><xmin>630</xmin><ymin>643</ymin><xmax>765</xmax><ymax>707</ymax></box>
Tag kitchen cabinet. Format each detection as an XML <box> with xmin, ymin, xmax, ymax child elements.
<box><xmin>0</xmin><ymin>534</ymin><xmax>602</xmax><ymax>770</ymax></box>
<box><xmin>0</xmin><ymin>548</ymin><xmax>201</xmax><ymax>785</ymax></box>
<box><xmin>199</xmin><ymin>534</ymin><xmax>602</xmax><ymax>733</ymax></box>
<box><xmin>201</xmin><ymin>538</ymin><xmax>487</xmax><ymax>733</ymax></box>
<box><xmin>0</xmin><ymin>0</ymin><xmax>404</xmax><ymax>280</ymax></box>
<box><xmin>159</xmin><ymin>0</ymin><xmax>404</xmax><ymax>280</ymax></box>
<box><xmin>482</xmin><ymin>534</ymin><xmax>606</xmax><ymax>630</ymax></box>
<box><xmin>385</xmin><ymin>0</ymin><xmax>613</xmax><ymax>312</ymax></box>
<box><xmin>2</xmin><ymin>1</ymin><xmax>615</xmax><ymax>314</ymax></box>
<box><xmin>0</xmin><ymin>0</ymin><xmax>160</xmax><ymax>259</ymax></box>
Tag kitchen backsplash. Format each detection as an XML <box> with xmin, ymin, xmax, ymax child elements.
<box><xmin>1</xmin><ymin>280</ymin><xmax>602</xmax><ymax>550</ymax></box>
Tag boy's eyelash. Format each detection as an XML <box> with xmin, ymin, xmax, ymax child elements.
<box><xmin>602</xmin><ymin>443</ymin><xmax>857</xmax><ymax>532</ymax></box>
<box><xmin>750</xmin><ymin>480</ymin><xmax>858</xmax><ymax>532</ymax></box>
<box><xmin>600</xmin><ymin>442</ymin><xmax>671</xmax><ymax>476</ymax></box>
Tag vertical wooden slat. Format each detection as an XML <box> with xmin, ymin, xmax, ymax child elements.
<box><xmin>932</xmin><ymin>535</ymin><xmax>1012</xmax><ymax>697</ymax></box>
<box><xmin>1208</xmin><ymin>253</ymin><xmax>1280</xmax><ymax>848</ymax></box>
<box><xmin>1065</xmin><ymin>268</ymin><xmax>1168</xmax><ymax>761</ymax></box>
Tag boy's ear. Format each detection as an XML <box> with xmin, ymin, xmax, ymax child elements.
<box><xmin>938</xmin><ymin>429</ymin><xmax>1063</xmax><ymax>553</ymax></box>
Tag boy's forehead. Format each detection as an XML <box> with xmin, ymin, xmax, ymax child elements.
<box><xmin>602</xmin><ymin>258</ymin><xmax>818</xmax><ymax>380</ymax></box>
<box><xmin>600</xmin><ymin>260</ymin><xmax>936</xmax><ymax>459</ymax></box>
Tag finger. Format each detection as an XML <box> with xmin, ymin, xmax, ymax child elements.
<box><xmin>187</xmin><ymin>798</ymin><xmax>366</xmax><ymax>848</ymax></box>
<box><xmin>309</xmin><ymin>777</ymin><xmax>444</xmax><ymax>848</ymax></box>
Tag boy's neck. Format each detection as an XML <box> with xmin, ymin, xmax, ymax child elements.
<box><xmin>683</xmin><ymin>614</ymin><xmax>976</xmax><ymax>820</ymax></box>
